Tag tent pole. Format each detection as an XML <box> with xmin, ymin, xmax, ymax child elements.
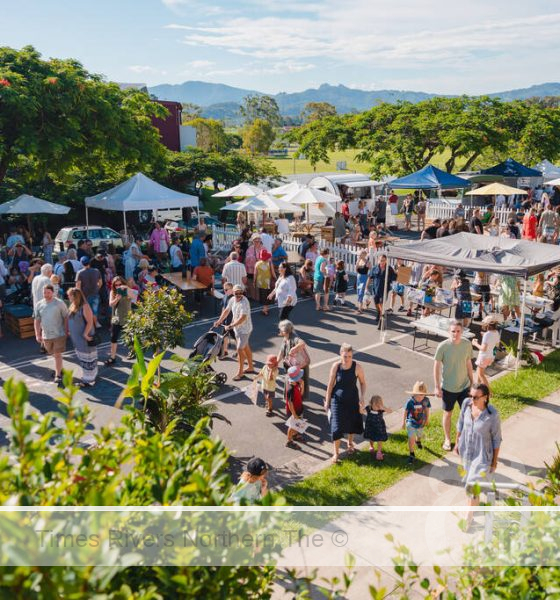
<box><xmin>123</xmin><ymin>211</ymin><xmax>128</xmax><ymax>242</ymax></box>
<box><xmin>85</xmin><ymin>203</ymin><xmax>89</xmax><ymax>233</ymax></box>
<box><xmin>516</xmin><ymin>276</ymin><xmax>528</xmax><ymax>376</ymax></box>
<box><xmin>380</xmin><ymin>256</ymin><xmax>391</xmax><ymax>343</ymax></box>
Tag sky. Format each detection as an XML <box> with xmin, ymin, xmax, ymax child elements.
<box><xmin>2</xmin><ymin>0</ymin><xmax>560</xmax><ymax>95</ymax></box>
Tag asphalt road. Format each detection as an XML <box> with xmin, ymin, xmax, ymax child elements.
<box><xmin>0</xmin><ymin>289</ymin><xmax>436</xmax><ymax>476</ymax></box>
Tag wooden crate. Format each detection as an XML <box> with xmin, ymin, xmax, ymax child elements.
<box><xmin>5</xmin><ymin>306</ymin><xmax>35</xmax><ymax>339</ymax></box>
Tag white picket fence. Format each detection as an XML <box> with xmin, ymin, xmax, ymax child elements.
<box><xmin>426</xmin><ymin>203</ymin><xmax>512</xmax><ymax>226</ymax></box>
<box><xmin>212</xmin><ymin>225</ymin><xmax>364</xmax><ymax>275</ymax></box>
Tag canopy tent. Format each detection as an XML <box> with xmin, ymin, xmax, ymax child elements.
<box><xmin>389</xmin><ymin>165</ymin><xmax>470</xmax><ymax>190</ymax></box>
<box><xmin>546</xmin><ymin>177</ymin><xmax>560</xmax><ymax>187</ymax></box>
<box><xmin>85</xmin><ymin>173</ymin><xmax>198</xmax><ymax>236</ymax></box>
<box><xmin>381</xmin><ymin>232</ymin><xmax>560</xmax><ymax>371</ymax></box>
<box><xmin>212</xmin><ymin>182</ymin><xmax>263</xmax><ymax>198</ymax></box>
<box><xmin>0</xmin><ymin>194</ymin><xmax>71</xmax><ymax>232</ymax></box>
<box><xmin>534</xmin><ymin>159</ymin><xmax>560</xmax><ymax>182</ymax></box>
<box><xmin>465</xmin><ymin>182</ymin><xmax>528</xmax><ymax>197</ymax></box>
<box><xmin>481</xmin><ymin>158</ymin><xmax>541</xmax><ymax>178</ymax></box>
<box><xmin>0</xmin><ymin>194</ymin><xmax>71</xmax><ymax>215</ymax></box>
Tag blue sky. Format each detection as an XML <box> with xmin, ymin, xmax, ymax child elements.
<box><xmin>3</xmin><ymin>0</ymin><xmax>560</xmax><ymax>94</ymax></box>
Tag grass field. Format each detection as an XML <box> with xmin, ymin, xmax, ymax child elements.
<box><xmin>282</xmin><ymin>351</ymin><xmax>560</xmax><ymax>506</ymax></box>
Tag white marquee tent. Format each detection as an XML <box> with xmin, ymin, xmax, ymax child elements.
<box><xmin>85</xmin><ymin>173</ymin><xmax>198</xmax><ymax>235</ymax></box>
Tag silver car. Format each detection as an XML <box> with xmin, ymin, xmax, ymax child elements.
<box><xmin>54</xmin><ymin>226</ymin><xmax>124</xmax><ymax>251</ymax></box>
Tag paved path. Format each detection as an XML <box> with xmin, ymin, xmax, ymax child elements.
<box><xmin>273</xmin><ymin>390</ymin><xmax>560</xmax><ymax>596</ymax></box>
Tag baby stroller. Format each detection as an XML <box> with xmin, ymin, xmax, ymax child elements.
<box><xmin>189</xmin><ymin>326</ymin><xmax>228</xmax><ymax>385</ymax></box>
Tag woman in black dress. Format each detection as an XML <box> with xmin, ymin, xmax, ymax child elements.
<box><xmin>324</xmin><ymin>343</ymin><xmax>367</xmax><ymax>463</ymax></box>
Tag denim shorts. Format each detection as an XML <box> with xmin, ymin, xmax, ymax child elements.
<box><xmin>87</xmin><ymin>295</ymin><xmax>100</xmax><ymax>316</ymax></box>
<box><xmin>406</xmin><ymin>425</ymin><xmax>424</xmax><ymax>439</ymax></box>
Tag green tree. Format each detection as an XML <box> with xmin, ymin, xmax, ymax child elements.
<box><xmin>240</xmin><ymin>94</ymin><xmax>281</xmax><ymax>127</ymax></box>
<box><xmin>301</xmin><ymin>101</ymin><xmax>337</xmax><ymax>123</ymax></box>
<box><xmin>242</xmin><ymin>118</ymin><xmax>276</xmax><ymax>155</ymax></box>
<box><xmin>122</xmin><ymin>287</ymin><xmax>191</xmax><ymax>354</ymax></box>
<box><xmin>181</xmin><ymin>101</ymin><xmax>202</xmax><ymax>122</ymax></box>
<box><xmin>185</xmin><ymin>117</ymin><xmax>230</xmax><ymax>153</ymax></box>
<box><xmin>0</xmin><ymin>45</ymin><xmax>167</xmax><ymax>185</ymax></box>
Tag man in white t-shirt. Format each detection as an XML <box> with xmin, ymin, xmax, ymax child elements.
<box><xmin>31</xmin><ymin>264</ymin><xmax>53</xmax><ymax>308</ymax></box>
<box><xmin>259</xmin><ymin>228</ymin><xmax>274</xmax><ymax>253</ymax></box>
<box><xmin>169</xmin><ymin>239</ymin><xmax>184</xmax><ymax>272</ymax></box>
<box><xmin>275</xmin><ymin>216</ymin><xmax>290</xmax><ymax>235</ymax></box>
<box><xmin>214</xmin><ymin>285</ymin><xmax>253</xmax><ymax>380</ymax></box>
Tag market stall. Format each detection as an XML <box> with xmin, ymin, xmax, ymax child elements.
<box><xmin>382</xmin><ymin>232</ymin><xmax>560</xmax><ymax>370</ymax></box>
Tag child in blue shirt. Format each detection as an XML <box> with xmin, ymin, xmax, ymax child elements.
<box><xmin>403</xmin><ymin>381</ymin><xmax>432</xmax><ymax>465</ymax></box>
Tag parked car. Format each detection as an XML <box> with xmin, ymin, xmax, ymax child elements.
<box><xmin>54</xmin><ymin>226</ymin><xmax>124</xmax><ymax>251</ymax></box>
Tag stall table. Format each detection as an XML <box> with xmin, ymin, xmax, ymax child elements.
<box><xmin>161</xmin><ymin>272</ymin><xmax>208</xmax><ymax>306</ymax></box>
<box><xmin>412</xmin><ymin>314</ymin><xmax>474</xmax><ymax>352</ymax></box>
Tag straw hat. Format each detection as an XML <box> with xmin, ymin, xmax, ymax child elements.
<box><xmin>406</xmin><ymin>381</ymin><xmax>434</xmax><ymax>396</ymax></box>
<box><xmin>482</xmin><ymin>315</ymin><xmax>500</xmax><ymax>326</ymax></box>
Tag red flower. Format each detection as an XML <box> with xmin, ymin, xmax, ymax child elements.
<box><xmin>46</xmin><ymin>76</ymin><xmax>58</xmax><ymax>85</ymax></box>
<box><xmin>0</xmin><ymin>78</ymin><xmax>11</xmax><ymax>87</ymax></box>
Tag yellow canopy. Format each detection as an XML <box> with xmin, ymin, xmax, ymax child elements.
<box><xmin>465</xmin><ymin>182</ymin><xmax>528</xmax><ymax>196</ymax></box>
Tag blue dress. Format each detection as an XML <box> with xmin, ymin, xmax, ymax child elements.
<box><xmin>330</xmin><ymin>361</ymin><xmax>363</xmax><ymax>441</ymax></box>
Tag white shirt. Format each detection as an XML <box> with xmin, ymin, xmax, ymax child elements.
<box><xmin>478</xmin><ymin>330</ymin><xmax>500</xmax><ymax>360</ymax></box>
<box><xmin>222</xmin><ymin>260</ymin><xmax>247</xmax><ymax>289</ymax></box>
<box><xmin>260</xmin><ymin>232</ymin><xmax>274</xmax><ymax>253</ymax></box>
<box><xmin>274</xmin><ymin>275</ymin><xmax>297</xmax><ymax>308</ymax></box>
<box><xmin>0</xmin><ymin>259</ymin><xmax>8</xmax><ymax>286</ymax></box>
<box><xmin>275</xmin><ymin>219</ymin><xmax>290</xmax><ymax>234</ymax></box>
<box><xmin>228</xmin><ymin>296</ymin><xmax>253</xmax><ymax>335</ymax></box>
<box><xmin>31</xmin><ymin>274</ymin><xmax>52</xmax><ymax>307</ymax></box>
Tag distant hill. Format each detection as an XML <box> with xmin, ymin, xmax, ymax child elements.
<box><xmin>148</xmin><ymin>81</ymin><xmax>560</xmax><ymax>121</ymax></box>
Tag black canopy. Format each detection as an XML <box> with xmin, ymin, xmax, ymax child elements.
<box><xmin>385</xmin><ymin>233</ymin><xmax>560</xmax><ymax>277</ymax></box>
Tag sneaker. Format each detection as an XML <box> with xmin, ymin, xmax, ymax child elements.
<box><xmin>53</xmin><ymin>376</ymin><xmax>63</xmax><ymax>386</ymax></box>
<box><xmin>407</xmin><ymin>454</ymin><xmax>415</xmax><ymax>465</ymax></box>
<box><xmin>386</xmin><ymin>308</ymin><xmax>393</xmax><ymax>313</ymax></box>
<box><xmin>442</xmin><ymin>440</ymin><xmax>452</xmax><ymax>451</ymax></box>
<box><xmin>416</xmin><ymin>439</ymin><xmax>423</xmax><ymax>450</ymax></box>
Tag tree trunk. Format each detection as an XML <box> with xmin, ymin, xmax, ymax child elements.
<box><xmin>460</xmin><ymin>152</ymin><xmax>481</xmax><ymax>172</ymax></box>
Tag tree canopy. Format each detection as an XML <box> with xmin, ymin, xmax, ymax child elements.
<box><xmin>240</xmin><ymin>94</ymin><xmax>281</xmax><ymax>127</ymax></box>
<box><xmin>287</xmin><ymin>95</ymin><xmax>560</xmax><ymax>176</ymax></box>
<box><xmin>301</xmin><ymin>101</ymin><xmax>337</xmax><ymax>123</ymax></box>
<box><xmin>0</xmin><ymin>45</ymin><xmax>167</xmax><ymax>185</ymax></box>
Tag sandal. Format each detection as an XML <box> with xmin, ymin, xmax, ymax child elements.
<box><xmin>232</xmin><ymin>374</ymin><xmax>245</xmax><ymax>381</ymax></box>
<box><xmin>266</xmin><ymin>410</ymin><xmax>274</xmax><ymax>417</ymax></box>
<box><xmin>76</xmin><ymin>381</ymin><xmax>95</xmax><ymax>389</ymax></box>
<box><xmin>286</xmin><ymin>440</ymin><xmax>301</xmax><ymax>450</ymax></box>
<box><xmin>105</xmin><ymin>357</ymin><xmax>117</xmax><ymax>366</ymax></box>
<box><xmin>347</xmin><ymin>445</ymin><xmax>356</xmax><ymax>454</ymax></box>
<box><xmin>331</xmin><ymin>455</ymin><xmax>340</xmax><ymax>464</ymax></box>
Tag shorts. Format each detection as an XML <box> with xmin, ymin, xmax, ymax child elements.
<box><xmin>406</xmin><ymin>425</ymin><xmax>424</xmax><ymax>439</ymax></box>
<box><xmin>374</xmin><ymin>294</ymin><xmax>384</xmax><ymax>305</ymax></box>
<box><xmin>44</xmin><ymin>336</ymin><xmax>66</xmax><ymax>354</ymax></box>
<box><xmin>236</xmin><ymin>332</ymin><xmax>250</xmax><ymax>349</ymax></box>
<box><xmin>442</xmin><ymin>388</ymin><xmax>469</xmax><ymax>412</ymax></box>
<box><xmin>111</xmin><ymin>323</ymin><xmax>122</xmax><ymax>344</ymax></box>
<box><xmin>87</xmin><ymin>295</ymin><xmax>100</xmax><ymax>316</ymax></box>
<box><xmin>476</xmin><ymin>356</ymin><xmax>494</xmax><ymax>368</ymax></box>
<box><xmin>472</xmin><ymin>284</ymin><xmax>491</xmax><ymax>303</ymax></box>
<box><xmin>313</xmin><ymin>279</ymin><xmax>324</xmax><ymax>294</ymax></box>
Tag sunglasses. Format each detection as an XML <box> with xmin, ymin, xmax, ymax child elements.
<box><xmin>234</xmin><ymin>292</ymin><xmax>244</xmax><ymax>296</ymax></box>
<box><xmin>470</xmin><ymin>393</ymin><xmax>486</xmax><ymax>399</ymax></box>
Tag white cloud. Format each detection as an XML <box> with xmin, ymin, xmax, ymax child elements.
<box><xmin>129</xmin><ymin>65</ymin><xmax>167</xmax><ymax>75</ymax></box>
<box><xmin>187</xmin><ymin>60</ymin><xmax>215</xmax><ymax>69</ymax></box>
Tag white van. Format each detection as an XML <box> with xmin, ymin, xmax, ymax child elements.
<box><xmin>308</xmin><ymin>173</ymin><xmax>382</xmax><ymax>216</ymax></box>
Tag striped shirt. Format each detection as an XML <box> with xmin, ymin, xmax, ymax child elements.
<box><xmin>222</xmin><ymin>260</ymin><xmax>247</xmax><ymax>289</ymax></box>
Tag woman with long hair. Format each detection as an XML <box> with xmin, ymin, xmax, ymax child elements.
<box><xmin>105</xmin><ymin>276</ymin><xmax>132</xmax><ymax>366</ymax></box>
<box><xmin>268</xmin><ymin>261</ymin><xmax>297</xmax><ymax>321</ymax></box>
<box><xmin>67</xmin><ymin>287</ymin><xmax>98</xmax><ymax>387</ymax></box>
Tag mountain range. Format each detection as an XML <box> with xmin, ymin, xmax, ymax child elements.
<box><xmin>148</xmin><ymin>81</ymin><xmax>560</xmax><ymax>122</ymax></box>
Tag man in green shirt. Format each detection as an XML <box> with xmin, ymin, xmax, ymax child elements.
<box><xmin>433</xmin><ymin>320</ymin><xmax>473</xmax><ymax>451</ymax></box>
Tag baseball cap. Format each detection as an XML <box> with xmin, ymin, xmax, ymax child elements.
<box><xmin>80</xmin><ymin>256</ymin><xmax>91</xmax><ymax>265</ymax></box>
<box><xmin>246</xmin><ymin>457</ymin><xmax>268</xmax><ymax>477</ymax></box>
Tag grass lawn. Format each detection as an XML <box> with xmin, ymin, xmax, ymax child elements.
<box><xmin>282</xmin><ymin>350</ymin><xmax>560</xmax><ymax>506</ymax></box>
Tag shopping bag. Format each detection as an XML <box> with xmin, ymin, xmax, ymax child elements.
<box><xmin>286</xmin><ymin>415</ymin><xmax>309</xmax><ymax>434</ymax></box>
<box><xmin>245</xmin><ymin>380</ymin><xmax>259</xmax><ymax>405</ymax></box>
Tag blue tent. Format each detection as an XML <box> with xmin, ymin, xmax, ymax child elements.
<box><xmin>481</xmin><ymin>158</ymin><xmax>541</xmax><ymax>178</ymax></box>
<box><xmin>389</xmin><ymin>165</ymin><xmax>471</xmax><ymax>189</ymax></box>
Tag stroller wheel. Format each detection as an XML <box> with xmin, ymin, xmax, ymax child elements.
<box><xmin>216</xmin><ymin>372</ymin><xmax>227</xmax><ymax>385</ymax></box>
